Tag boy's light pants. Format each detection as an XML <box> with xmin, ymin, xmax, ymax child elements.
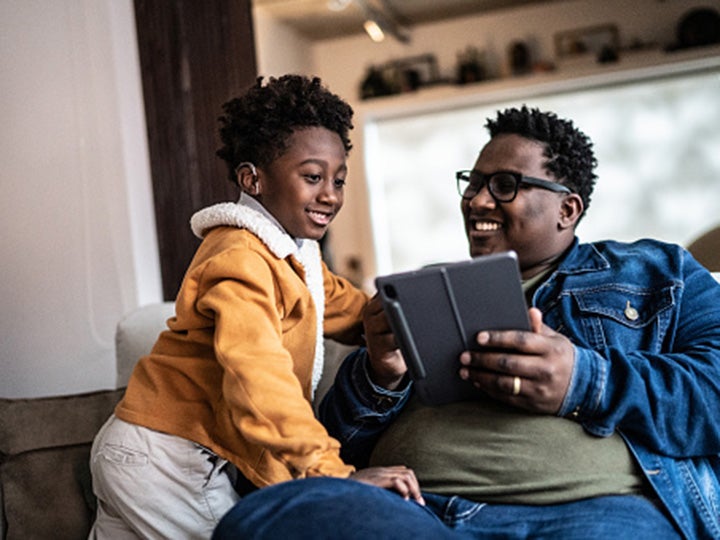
<box><xmin>89</xmin><ymin>415</ymin><xmax>240</xmax><ymax>539</ymax></box>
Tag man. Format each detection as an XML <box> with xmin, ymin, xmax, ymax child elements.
<box><xmin>213</xmin><ymin>106</ymin><xmax>720</xmax><ymax>539</ymax></box>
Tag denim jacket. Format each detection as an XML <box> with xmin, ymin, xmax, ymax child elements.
<box><xmin>320</xmin><ymin>238</ymin><xmax>720</xmax><ymax>539</ymax></box>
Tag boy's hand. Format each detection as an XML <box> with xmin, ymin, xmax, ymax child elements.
<box><xmin>350</xmin><ymin>466</ymin><xmax>425</xmax><ymax>505</ymax></box>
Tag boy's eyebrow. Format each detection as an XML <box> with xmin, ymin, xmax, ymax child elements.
<box><xmin>298</xmin><ymin>158</ymin><xmax>328</xmax><ymax>166</ymax></box>
<box><xmin>298</xmin><ymin>158</ymin><xmax>348</xmax><ymax>172</ymax></box>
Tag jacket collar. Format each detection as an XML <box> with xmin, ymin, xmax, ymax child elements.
<box><xmin>190</xmin><ymin>192</ymin><xmax>303</xmax><ymax>260</ymax></box>
<box><xmin>557</xmin><ymin>237</ymin><xmax>611</xmax><ymax>276</ymax></box>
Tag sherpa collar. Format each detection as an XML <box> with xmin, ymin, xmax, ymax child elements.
<box><xmin>189</xmin><ymin>193</ymin><xmax>327</xmax><ymax>396</ymax></box>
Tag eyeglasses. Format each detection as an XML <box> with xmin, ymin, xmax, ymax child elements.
<box><xmin>455</xmin><ymin>170</ymin><xmax>572</xmax><ymax>202</ymax></box>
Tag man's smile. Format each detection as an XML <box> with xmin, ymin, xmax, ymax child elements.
<box><xmin>472</xmin><ymin>220</ymin><xmax>502</xmax><ymax>232</ymax></box>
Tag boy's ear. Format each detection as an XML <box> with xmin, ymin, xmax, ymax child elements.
<box><xmin>559</xmin><ymin>193</ymin><xmax>583</xmax><ymax>230</ymax></box>
<box><xmin>236</xmin><ymin>163</ymin><xmax>259</xmax><ymax>195</ymax></box>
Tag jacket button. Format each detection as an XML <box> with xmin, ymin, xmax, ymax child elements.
<box><xmin>624</xmin><ymin>301</ymin><xmax>639</xmax><ymax>321</ymax></box>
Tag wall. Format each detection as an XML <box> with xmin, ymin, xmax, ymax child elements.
<box><xmin>0</xmin><ymin>0</ymin><xmax>161</xmax><ymax>398</ymax></box>
<box><xmin>0</xmin><ymin>0</ymin><xmax>715</xmax><ymax>398</ymax></box>
<box><xmin>255</xmin><ymin>0</ymin><xmax>720</xmax><ymax>284</ymax></box>
<box><xmin>253</xmin><ymin>7</ymin><xmax>314</xmax><ymax>77</ymax></box>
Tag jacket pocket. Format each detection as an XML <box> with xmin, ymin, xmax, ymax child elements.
<box><xmin>571</xmin><ymin>285</ymin><xmax>676</xmax><ymax>350</ymax></box>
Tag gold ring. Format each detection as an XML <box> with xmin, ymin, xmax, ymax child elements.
<box><xmin>512</xmin><ymin>376</ymin><xmax>521</xmax><ymax>396</ymax></box>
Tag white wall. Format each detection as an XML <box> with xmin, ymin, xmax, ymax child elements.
<box><xmin>253</xmin><ymin>7</ymin><xmax>314</xmax><ymax>76</ymax></box>
<box><xmin>0</xmin><ymin>0</ymin><xmax>161</xmax><ymax>398</ymax></box>
<box><xmin>256</xmin><ymin>0</ymin><xmax>720</xmax><ymax>285</ymax></box>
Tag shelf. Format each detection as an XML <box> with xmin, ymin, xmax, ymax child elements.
<box><xmin>357</xmin><ymin>44</ymin><xmax>720</xmax><ymax>121</ymax></box>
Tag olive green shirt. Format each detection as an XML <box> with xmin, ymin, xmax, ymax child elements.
<box><xmin>369</xmin><ymin>264</ymin><xmax>645</xmax><ymax>504</ymax></box>
<box><xmin>369</xmin><ymin>396</ymin><xmax>644</xmax><ymax>504</ymax></box>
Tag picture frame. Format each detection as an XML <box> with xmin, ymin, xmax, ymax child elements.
<box><xmin>359</xmin><ymin>54</ymin><xmax>440</xmax><ymax>100</ymax></box>
<box><xmin>385</xmin><ymin>53</ymin><xmax>440</xmax><ymax>92</ymax></box>
<box><xmin>554</xmin><ymin>24</ymin><xmax>619</xmax><ymax>59</ymax></box>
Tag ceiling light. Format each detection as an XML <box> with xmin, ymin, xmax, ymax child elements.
<box><xmin>355</xmin><ymin>0</ymin><xmax>410</xmax><ymax>44</ymax></box>
<box><xmin>327</xmin><ymin>0</ymin><xmax>352</xmax><ymax>11</ymax></box>
<box><xmin>363</xmin><ymin>19</ymin><xmax>385</xmax><ymax>42</ymax></box>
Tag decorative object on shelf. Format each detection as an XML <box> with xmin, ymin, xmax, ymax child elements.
<box><xmin>359</xmin><ymin>54</ymin><xmax>440</xmax><ymax>100</ymax></box>
<box><xmin>531</xmin><ymin>60</ymin><xmax>555</xmax><ymax>73</ymax></box>
<box><xmin>456</xmin><ymin>46</ymin><xmax>486</xmax><ymax>84</ymax></box>
<box><xmin>509</xmin><ymin>41</ymin><xmax>532</xmax><ymax>75</ymax></box>
<box><xmin>554</xmin><ymin>23</ymin><xmax>619</xmax><ymax>63</ymax></box>
<box><xmin>597</xmin><ymin>45</ymin><xmax>619</xmax><ymax>64</ymax></box>
<box><xmin>666</xmin><ymin>7</ymin><xmax>720</xmax><ymax>51</ymax></box>
<box><xmin>359</xmin><ymin>66</ymin><xmax>395</xmax><ymax>100</ymax></box>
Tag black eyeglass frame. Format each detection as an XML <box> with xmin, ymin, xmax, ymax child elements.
<box><xmin>455</xmin><ymin>170</ymin><xmax>572</xmax><ymax>202</ymax></box>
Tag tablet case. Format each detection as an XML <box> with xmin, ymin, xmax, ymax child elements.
<box><xmin>375</xmin><ymin>251</ymin><xmax>530</xmax><ymax>406</ymax></box>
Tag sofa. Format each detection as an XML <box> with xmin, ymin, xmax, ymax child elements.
<box><xmin>0</xmin><ymin>301</ymin><xmax>353</xmax><ymax>539</ymax></box>
<box><xmin>3</xmin><ymin>273</ymin><xmax>719</xmax><ymax>539</ymax></box>
<box><xmin>0</xmin><ymin>303</ymin><xmax>172</xmax><ymax>539</ymax></box>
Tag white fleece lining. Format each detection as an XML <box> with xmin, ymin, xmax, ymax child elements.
<box><xmin>190</xmin><ymin>195</ymin><xmax>326</xmax><ymax>397</ymax></box>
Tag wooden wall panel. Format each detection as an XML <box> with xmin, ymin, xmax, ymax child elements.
<box><xmin>134</xmin><ymin>0</ymin><xmax>257</xmax><ymax>299</ymax></box>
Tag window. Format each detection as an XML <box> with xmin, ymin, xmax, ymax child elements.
<box><xmin>365</xmin><ymin>64</ymin><xmax>720</xmax><ymax>275</ymax></box>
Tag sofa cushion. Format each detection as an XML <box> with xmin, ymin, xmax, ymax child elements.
<box><xmin>314</xmin><ymin>339</ymin><xmax>355</xmax><ymax>410</ymax></box>
<box><xmin>115</xmin><ymin>302</ymin><xmax>175</xmax><ymax>388</ymax></box>
<box><xmin>0</xmin><ymin>388</ymin><xmax>124</xmax><ymax>540</ymax></box>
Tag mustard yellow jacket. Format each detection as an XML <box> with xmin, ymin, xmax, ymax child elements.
<box><xmin>116</xmin><ymin>199</ymin><xmax>368</xmax><ymax>487</ymax></box>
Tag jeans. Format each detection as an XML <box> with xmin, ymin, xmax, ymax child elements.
<box><xmin>213</xmin><ymin>477</ymin><xmax>681</xmax><ymax>540</ymax></box>
<box><xmin>423</xmin><ymin>491</ymin><xmax>680</xmax><ymax>539</ymax></box>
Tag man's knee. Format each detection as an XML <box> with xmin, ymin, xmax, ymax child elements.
<box><xmin>213</xmin><ymin>477</ymin><xmax>453</xmax><ymax>540</ymax></box>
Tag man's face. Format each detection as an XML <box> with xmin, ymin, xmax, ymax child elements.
<box><xmin>461</xmin><ymin>133</ymin><xmax>577</xmax><ymax>278</ymax></box>
<box><xmin>256</xmin><ymin>127</ymin><xmax>347</xmax><ymax>240</ymax></box>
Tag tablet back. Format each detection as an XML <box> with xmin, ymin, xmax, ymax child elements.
<box><xmin>375</xmin><ymin>251</ymin><xmax>530</xmax><ymax>406</ymax></box>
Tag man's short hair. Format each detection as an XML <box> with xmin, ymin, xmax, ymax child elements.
<box><xmin>486</xmin><ymin>106</ymin><xmax>598</xmax><ymax>219</ymax></box>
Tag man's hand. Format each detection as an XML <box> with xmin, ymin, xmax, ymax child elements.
<box><xmin>363</xmin><ymin>295</ymin><xmax>407</xmax><ymax>390</ymax></box>
<box><xmin>350</xmin><ymin>466</ymin><xmax>425</xmax><ymax>505</ymax></box>
<box><xmin>458</xmin><ymin>307</ymin><xmax>575</xmax><ymax>414</ymax></box>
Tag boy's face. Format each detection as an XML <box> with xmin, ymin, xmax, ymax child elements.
<box><xmin>256</xmin><ymin>127</ymin><xmax>347</xmax><ymax>240</ymax></box>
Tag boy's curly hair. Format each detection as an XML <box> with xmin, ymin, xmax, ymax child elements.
<box><xmin>216</xmin><ymin>75</ymin><xmax>354</xmax><ymax>183</ymax></box>
<box><xmin>486</xmin><ymin>105</ymin><xmax>598</xmax><ymax>219</ymax></box>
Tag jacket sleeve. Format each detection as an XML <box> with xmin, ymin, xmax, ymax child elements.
<box><xmin>558</xmin><ymin>255</ymin><xmax>720</xmax><ymax>458</ymax></box>
<box><xmin>197</xmin><ymin>247</ymin><xmax>354</xmax><ymax>481</ymax></box>
<box><xmin>319</xmin><ymin>348</ymin><xmax>411</xmax><ymax>468</ymax></box>
<box><xmin>321</xmin><ymin>261</ymin><xmax>369</xmax><ymax>346</ymax></box>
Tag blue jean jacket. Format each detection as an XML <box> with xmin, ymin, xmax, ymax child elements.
<box><xmin>320</xmin><ymin>238</ymin><xmax>720</xmax><ymax>539</ymax></box>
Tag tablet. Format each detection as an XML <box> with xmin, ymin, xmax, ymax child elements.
<box><xmin>375</xmin><ymin>251</ymin><xmax>530</xmax><ymax>406</ymax></box>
